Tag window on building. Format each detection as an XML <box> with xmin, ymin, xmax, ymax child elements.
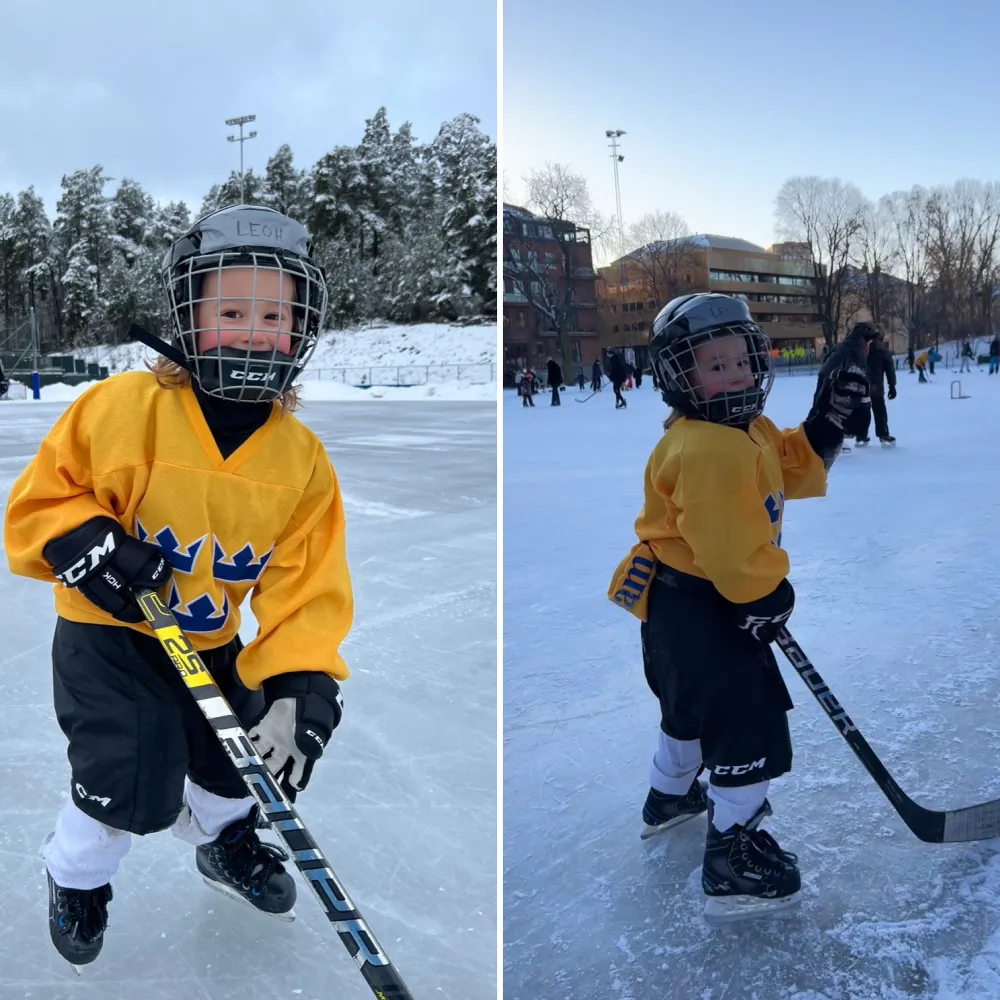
<box><xmin>612</xmin><ymin>324</ymin><xmax>619</xmax><ymax>333</ymax></box>
<box><xmin>531</xmin><ymin>281</ymin><xmax>541</xmax><ymax>295</ymax></box>
<box><xmin>527</xmin><ymin>250</ymin><xmax>538</xmax><ymax>271</ymax></box>
<box><xmin>648</xmin><ymin>299</ymin><xmax>656</xmax><ymax>309</ymax></box>
<box><xmin>538</xmin><ymin>225</ymin><xmax>553</xmax><ymax>238</ymax></box>
<box><xmin>516</xmin><ymin>312</ymin><xmax>526</xmax><ymax>327</ymax></box>
<box><xmin>509</xmin><ymin>246</ymin><xmax>521</xmax><ymax>262</ymax></box>
<box><xmin>514</xmin><ymin>279</ymin><xmax>524</xmax><ymax>293</ymax></box>
<box><xmin>572</xmin><ymin>341</ymin><xmax>582</xmax><ymax>363</ymax></box>
<box><xmin>544</xmin><ymin>252</ymin><xmax>556</xmax><ymax>269</ymax></box>
<box><xmin>685</xmin><ymin>274</ymin><xmax>692</xmax><ymax>284</ymax></box>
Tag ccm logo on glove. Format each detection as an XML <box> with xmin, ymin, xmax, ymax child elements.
<box><xmin>43</xmin><ymin>516</ymin><xmax>172</xmax><ymax>624</ymax></box>
<box><xmin>248</xmin><ymin>671</ymin><xmax>344</xmax><ymax>798</ymax></box>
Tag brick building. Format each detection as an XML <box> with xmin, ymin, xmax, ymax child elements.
<box><xmin>502</xmin><ymin>204</ymin><xmax>600</xmax><ymax>381</ymax></box>
<box><xmin>596</xmin><ymin>235</ymin><xmax>825</xmax><ymax>369</ymax></box>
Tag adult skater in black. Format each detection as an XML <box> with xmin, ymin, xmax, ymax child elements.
<box><xmin>814</xmin><ymin>322</ymin><xmax>876</xmax><ymax>444</ymax></box>
<box><xmin>0</xmin><ymin>358</ymin><xmax>7</xmax><ymax>398</ymax></box>
<box><xmin>591</xmin><ymin>358</ymin><xmax>603</xmax><ymax>392</ymax></box>
<box><xmin>609</xmin><ymin>351</ymin><xmax>628</xmax><ymax>409</ymax></box>
<box><xmin>546</xmin><ymin>356</ymin><xmax>563</xmax><ymax>405</ymax></box>
<box><xmin>855</xmin><ymin>330</ymin><xmax>897</xmax><ymax>447</ymax></box>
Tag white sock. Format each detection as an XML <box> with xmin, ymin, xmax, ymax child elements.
<box><xmin>41</xmin><ymin>800</ymin><xmax>131</xmax><ymax>890</ymax></box>
<box><xmin>708</xmin><ymin>780</ymin><xmax>769</xmax><ymax>832</ymax></box>
<box><xmin>649</xmin><ymin>731</ymin><xmax>703</xmax><ymax>795</ymax></box>
<box><xmin>170</xmin><ymin>779</ymin><xmax>255</xmax><ymax>847</ymax></box>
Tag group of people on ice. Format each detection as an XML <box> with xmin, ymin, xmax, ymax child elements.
<box><xmin>513</xmin><ymin>349</ymin><xmax>643</xmax><ymax>409</ymax></box>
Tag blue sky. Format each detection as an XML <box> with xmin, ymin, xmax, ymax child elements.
<box><xmin>0</xmin><ymin>0</ymin><xmax>496</xmax><ymax>217</ymax></box>
<box><xmin>504</xmin><ymin>0</ymin><xmax>1000</xmax><ymax>252</ymax></box>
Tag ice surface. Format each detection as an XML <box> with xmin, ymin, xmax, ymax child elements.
<box><xmin>504</xmin><ymin>373</ymin><xmax>1000</xmax><ymax>1000</ymax></box>
<box><xmin>0</xmin><ymin>399</ymin><xmax>496</xmax><ymax>999</ymax></box>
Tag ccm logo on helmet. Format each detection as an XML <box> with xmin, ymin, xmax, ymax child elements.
<box><xmin>228</xmin><ymin>369</ymin><xmax>279</xmax><ymax>382</ymax></box>
<box><xmin>55</xmin><ymin>531</ymin><xmax>117</xmax><ymax>586</ymax></box>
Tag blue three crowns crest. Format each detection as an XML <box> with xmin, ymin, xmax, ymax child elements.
<box><xmin>135</xmin><ymin>520</ymin><xmax>273</xmax><ymax>633</ymax></box>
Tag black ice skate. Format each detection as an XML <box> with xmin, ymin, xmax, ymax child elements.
<box><xmin>46</xmin><ymin>869</ymin><xmax>113</xmax><ymax>967</ymax></box>
<box><xmin>196</xmin><ymin>805</ymin><xmax>297</xmax><ymax>921</ymax></box>
<box><xmin>701</xmin><ymin>800</ymin><xmax>801</xmax><ymax>923</ymax></box>
<box><xmin>640</xmin><ymin>777</ymin><xmax>708</xmax><ymax>840</ymax></box>
<box><xmin>879</xmin><ymin>435</ymin><xmax>896</xmax><ymax>447</ymax></box>
<box><xmin>855</xmin><ymin>436</ymin><xmax>870</xmax><ymax>447</ymax></box>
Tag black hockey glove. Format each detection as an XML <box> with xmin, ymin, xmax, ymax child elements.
<box><xmin>732</xmin><ymin>579</ymin><xmax>795</xmax><ymax>644</ymax></box>
<box><xmin>887</xmin><ymin>385</ymin><xmax>897</xmax><ymax>400</ymax></box>
<box><xmin>803</xmin><ymin>363</ymin><xmax>870</xmax><ymax>468</ymax></box>
<box><xmin>42</xmin><ymin>516</ymin><xmax>172</xmax><ymax>624</ymax></box>
<box><xmin>248</xmin><ymin>671</ymin><xmax>344</xmax><ymax>797</ymax></box>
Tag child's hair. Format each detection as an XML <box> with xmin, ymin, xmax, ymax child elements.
<box><xmin>663</xmin><ymin>409</ymin><xmax>682</xmax><ymax>431</ymax></box>
<box><xmin>145</xmin><ymin>355</ymin><xmax>302</xmax><ymax>412</ymax></box>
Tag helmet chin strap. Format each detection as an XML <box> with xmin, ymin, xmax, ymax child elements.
<box><xmin>128</xmin><ymin>323</ymin><xmax>192</xmax><ymax>371</ymax></box>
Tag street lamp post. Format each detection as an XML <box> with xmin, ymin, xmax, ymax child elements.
<box><xmin>606</xmin><ymin>129</ymin><xmax>628</xmax><ymax>346</ymax></box>
<box><xmin>225</xmin><ymin>114</ymin><xmax>258</xmax><ymax>204</ymax></box>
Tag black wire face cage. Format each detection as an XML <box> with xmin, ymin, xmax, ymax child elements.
<box><xmin>651</xmin><ymin>323</ymin><xmax>775</xmax><ymax>425</ymax></box>
<box><xmin>162</xmin><ymin>249</ymin><xmax>329</xmax><ymax>402</ymax></box>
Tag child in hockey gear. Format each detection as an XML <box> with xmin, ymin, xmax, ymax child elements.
<box><xmin>607</xmin><ymin>293</ymin><xmax>868</xmax><ymax>921</ymax></box>
<box><xmin>4</xmin><ymin>205</ymin><xmax>351</xmax><ymax>965</ymax></box>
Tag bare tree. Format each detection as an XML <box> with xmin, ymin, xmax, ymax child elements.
<box><xmin>774</xmin><ymin>176</ymin><xmax>865</xmax><ymax>348</ymax></box>
<box><xmin>853</xmin><ymin>197</ymin><xmax>900</xmax><ymax>329</ymax></box>
<box><xmin>506</xmin><ymin>163</ymin><xmax>612</xmax><ymax>374</ymax></box>
<box><xmin>524</xmin><ymin>162</ymin><xmax>616</xmax><ymax>263</ymax></box>
<box><xmin>922</xmin><ymin>180</ymin><xmax>996</xmax><ymax>344</ymax></box>
<box><xmin>883</xmin><ymin>186</ymin><xmax>930</xmax><ymax>347</ymax></box>
<box><xmin>620</xmin><ymin>210</ymin><xmax>699</xmax><ymax>308</ymax></box>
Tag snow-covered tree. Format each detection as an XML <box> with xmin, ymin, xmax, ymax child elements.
<box><xmin>262</xmin><ymin>144</ymin><xmax>308</xmax><ymax>218</ymax></box>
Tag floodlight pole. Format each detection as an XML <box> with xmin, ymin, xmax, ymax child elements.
<box><xmin>226</xmin><ymin>114</ymin><xmax>258</xmax><ymax>203</ymax></box>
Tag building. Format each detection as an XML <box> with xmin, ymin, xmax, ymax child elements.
<box><xmin>596</xmin><ymin>235</ymin><xmax>825</xmax><ymax>366</ymax></box>
<box><xmin>502</xmin><ymin>204</ymin><xmax>599</xmax><ymax>380</ymax></box>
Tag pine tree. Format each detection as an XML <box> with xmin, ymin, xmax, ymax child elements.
<box><xmin>110</xmin><ymin>179</ymin><xmax>155</xmax><ymax>264</ymax></box>
<box><xmin>53</xmin><ymin>167</ymin><xmax>112</xmax><ymax>343</ymax></box>
<box><xmin>432</xmin><ymin>113</ymin><xmax>497</xmax><ymax>315</ymax></box>
<box><xmin>263</xmin><ymin>144</ymin><xmax>308</xmax><ymax>218</ymax></box>
<box><xmin>151</xmin><ymin>200</ymin><xmax>192</xmax><ymax>249</ymax></box>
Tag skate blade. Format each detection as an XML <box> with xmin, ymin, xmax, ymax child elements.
<box><xmin>703</xmin><ymin>890</ymin><xmax>801</xmax><ymax>925</ymax></box>
<box><xmin>200</xmin><ymin>874</ymin><xmax>296</xmax><ymax>922</ymax></box>
<box><xmin>640</xmin><ymin>810</ymin><xmax>705</xmax><ymax>841</ymax></box>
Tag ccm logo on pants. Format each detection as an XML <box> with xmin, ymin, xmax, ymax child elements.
<box><xmin>713</xmin><ymin>758</ymin><xmax>766</xmax><ymax>776</ymax></box>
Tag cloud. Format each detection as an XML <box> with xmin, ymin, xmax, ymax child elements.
<box><xmin>0</xmin><ymin>0</ymin><xmax>495</xmax><ymax>214</ymax></box>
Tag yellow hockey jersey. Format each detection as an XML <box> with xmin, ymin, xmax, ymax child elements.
<box><xmin>633</xmin><ymin>415</ymin><xmax>827</xmax><ymax>604</ymax></box>
<box><xmin>4</xmin><ymin>371</ymin><xmax>352</xmax><ymax>689</ymax></box>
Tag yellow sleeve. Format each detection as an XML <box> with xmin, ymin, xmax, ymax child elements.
<box><xmin>237</xmin><ymin>446</ymin><xmax>353</xmax><ymax>689</ymax></box>
<box><xmin>4</xmin><ymin>395</ymin><xmax>116</xmax><ymax>582</ymax></box>
<box><xmin>769</xmin><ymin>422</ymin><xmax>828</xmax><ymax>501</ymax></box>
<box><xmin>669</xmin><ymin>445</ymin><xmax>788</xmax><ymax>604</ymax></box>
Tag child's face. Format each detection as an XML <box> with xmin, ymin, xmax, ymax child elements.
<box><xmin>688</xmin><ymin>335</ymin><xmax>756</xmax><ymax>399</ymax></box>
<box><xmin>194</xmin><ymin>267</ymin><xmax>297</xmax><ymax>355</ymax></box>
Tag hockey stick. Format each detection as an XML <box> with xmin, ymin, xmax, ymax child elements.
<box><xmin>775</xmin><ymin>627</ymin><xmax>1000</xmax><ymax>843</ymax></box>
<box><xmin>575</xmin><ymin>377</ymin><xmax>607</xmax><ymax>403</ymax></box>
<box><xmin>134</xmin><ymin>587</ymin><xmax>415</xmax><ymax>1000</ymax></box>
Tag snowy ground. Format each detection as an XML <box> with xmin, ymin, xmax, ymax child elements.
<box><xmin>0</xmin><ymin>400</ymin><xmax>496</xmax><ymax>999</ymax></box>
<box><xmin>504</xmin><ymin>370</ymin><xmax>1000</xmax><ymax>1000</ymax></box>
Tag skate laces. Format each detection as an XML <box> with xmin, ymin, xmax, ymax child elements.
<box><xmin>751</xmin><ymin>828</ymin><xmax>797</xmax><ymax>865</ymax></box>
<box><xmin>217</xmin><ymin>815</ymin><xmax>289</xmax><ymax>893</ymax></box>
<box><xmin>61</xmin><ymin>885</ymin><xmax>112</xmax><ymax>941</ymax></box>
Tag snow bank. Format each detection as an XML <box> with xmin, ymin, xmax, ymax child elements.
<box><xmin>33</xmin><ymin>322</ymin><xmax>498</xmax><ymax>402</ymax></box>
